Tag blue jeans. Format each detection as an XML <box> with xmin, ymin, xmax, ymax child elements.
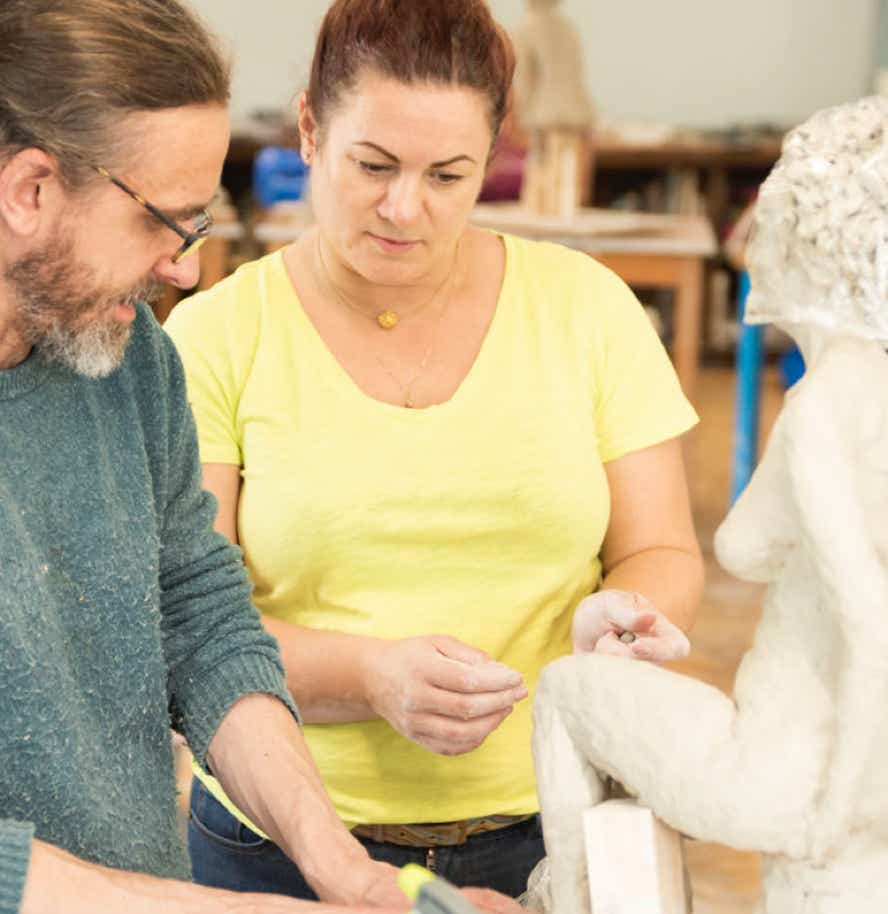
<box><xmin>188</xmin><ymin>778</ymin><xmax>544</xmax><ymax>899</ymax></box>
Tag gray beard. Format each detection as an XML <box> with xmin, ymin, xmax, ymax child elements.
<box><xmin>5</xmin><ymin>236</ymin><xmax>162</xmax><ymax>379</ymax></box>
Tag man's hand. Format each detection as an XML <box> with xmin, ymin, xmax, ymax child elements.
<box><xmin>319</xmin><ymin>851</ymin><xmax>525</xmax><ymax>913</ymax></box>
<box><xmin>461</xmin><ymin>887</ymin><xmax>526</xmax><ymax>914</ymax></box>
<box><xmin>361</xmin><ymin>635</ymin><xmax>528</xmax><ymax>755</ymax></box>
<box><xmin>571</xmin><ymin>590</ymin><xmax>690</xmax><ymax>662</ymax></box>
<box><xmin>316</xmin><ymin>854</ymin><xmax>408</xmax><ymax>908</ymax></box>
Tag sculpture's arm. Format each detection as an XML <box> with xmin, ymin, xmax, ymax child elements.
<box><xmin>714</xmin><ymin>415</ymin><xmax>798</xmax><ymax>581</ymax></box>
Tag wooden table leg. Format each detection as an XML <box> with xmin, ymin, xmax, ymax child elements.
<box><xmin>594</xmin><ymin>252</ymin><xmax>703</xmax><ymax>400</ymax></box>
<box><xmin>671</xmin><ymin>256</ymin><xmax>703</xmax><ymax>400</ymax></box>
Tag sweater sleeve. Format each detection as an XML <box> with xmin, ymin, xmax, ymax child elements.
<box><xmin>0</xmin><ymin>820</ymin><xmax>34</xmax><ymax>914</ymax></box>
<box><xmin>150</xmin><ymin>320</ymin><xmax>300</xmax><ymax>768</ymax></box>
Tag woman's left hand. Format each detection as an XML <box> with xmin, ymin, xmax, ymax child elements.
<box><xmin>571</xmin><ymin>589</ymin><xmax>690</xmax><ymax>662</ymax></box>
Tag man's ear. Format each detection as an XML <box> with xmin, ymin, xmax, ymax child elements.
<box><xmin>297</xmin><ymin>92</ymin><xmax>318</xmax><ymax>165</ymax></box>
<box><xmin>0</xmin><ymin>148</ymin><xmax>64</xmax><ymax>237</ymax></box>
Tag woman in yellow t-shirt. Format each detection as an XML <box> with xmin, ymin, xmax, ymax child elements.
<box><xmin>165</xmin><ymin>0</ymin><xmax>703</xmax><ymax>900</ymax></box>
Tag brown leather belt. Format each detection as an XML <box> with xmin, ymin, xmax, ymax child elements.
<box><xmin>351</xmin><ymin>813</ymin><xmax>537</xmax><ymax>847</ymax></box>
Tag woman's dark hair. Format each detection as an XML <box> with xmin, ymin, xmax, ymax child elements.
<box><xmin>307</xmin><ymin>0</ymin><xmax>515</xmax><ymax>138</ymax></box>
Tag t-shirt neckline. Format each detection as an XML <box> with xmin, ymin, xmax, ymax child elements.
<box><xmin>272</xmin><ymin>231</ymin><xmax>512</xmax><ymax>420</ymax></box>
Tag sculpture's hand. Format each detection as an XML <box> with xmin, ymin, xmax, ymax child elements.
<box><xmin>363</xmin><ymin>635</ymin><xmax>528</xmax><ymax>755</ymax></box>
<box><xmin>571</xmin><ymin>590</ymin><xmax>690</xmax><ymax>662</ymax></box>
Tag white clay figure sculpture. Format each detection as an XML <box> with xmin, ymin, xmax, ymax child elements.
<box><xmin>529</xmin><ymin>95</ymin><xmax>888</xmax><ymax>914</ymax></box>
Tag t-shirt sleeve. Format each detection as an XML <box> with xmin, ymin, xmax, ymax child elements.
<box><xmin>585</xmin><ymin>258</ymin><xmax>699</xmax><ymax>463</ymax></box>
<box><xmin>164</xmin><ymin>283</ymin><xmax>252</xmax><ymax>467</ymax></box>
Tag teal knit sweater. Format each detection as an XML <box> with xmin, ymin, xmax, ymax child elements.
<box><xmin>0</xmin><ymin>305</ymin><xmax>297</xmax><ymax>912</ymax></box>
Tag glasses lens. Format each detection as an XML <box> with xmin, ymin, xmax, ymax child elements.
<box><xmin>193</xmin><ymin>210</ymin><xmax>213</xmax><ymax>233</ymax></box>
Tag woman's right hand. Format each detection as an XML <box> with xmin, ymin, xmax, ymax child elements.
<box><xmin>571</xmin><ymin>590</ymin><xmax>690</xmax><ymax>661</ymax></box>
<box><xmin>361</xmin><ymin>635</ymin><xmax>528</xmax><ymax>755</ymax></box>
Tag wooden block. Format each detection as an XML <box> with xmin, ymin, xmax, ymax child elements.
<box><xmin>583</xmin><ymin>799</ymin><xmax>689</xmax><ymax>914</ymax></box>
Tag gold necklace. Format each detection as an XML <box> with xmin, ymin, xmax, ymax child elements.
<box><xmin>374</xmin><ymin>294</ymin><xmax>451</xmax><ymax>408</ymax></box>
<box><xmin>314</xmin><ymin>236</ymin><xmax>460</xmax><ymax>408</ymax></box>
<box><xmin>316</xmin><ymin>236</ymin><xmax>451</xmax><ymax>330</ymax></box>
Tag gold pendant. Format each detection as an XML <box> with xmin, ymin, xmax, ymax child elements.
<box><xmin>377</xmin><ymin>310</ymin><xmax>399</xmax><ymax>330</ymax></box>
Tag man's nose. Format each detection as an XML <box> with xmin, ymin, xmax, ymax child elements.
<box><xmin>152</xmin><ymin>248</ymin><xmax>201</xmax><ymax>291</ymax></box>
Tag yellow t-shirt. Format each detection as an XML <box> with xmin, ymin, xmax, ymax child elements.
<box><xmin>165</xmin><ymin>231</ymin><xmax>698</xmax><ymax>830</ymax></box>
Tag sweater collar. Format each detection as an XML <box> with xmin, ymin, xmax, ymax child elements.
<box><xmin>0</xmin><ymin>347</ymin><xmax>56</xmax><ymax>401</ymax></box>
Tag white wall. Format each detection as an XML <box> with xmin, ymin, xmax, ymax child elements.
<box><xmin>190</xmin><ymin>0</ymin><xmax>879</xmax><ymax>129</ymax></box>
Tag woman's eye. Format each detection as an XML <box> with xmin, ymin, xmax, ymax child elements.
<box><xmin>432</xmin><ymin>171</ymin><xmax>464</xmax><ymax>185</ymax></box>
<box><xmin>359</xmin><ymin>161</ymin><xmax>394</xmax><ymax>176</ymax></box>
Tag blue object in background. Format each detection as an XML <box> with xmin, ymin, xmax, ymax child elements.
<box><xmin>730</xmin><ymin>270</ymin><xmax>763</xmax><ymax>505</ymax></box>
<box><xmin>778</xmin><ymin>343</ymin><xmax>805</xmax><ymax>389</ymax></box>
<box><xmin>730</xmin><ymin>273</ymin><xmax>807</xmax><ymax>505</ymax></box>
<box><xmin>253</xmin><ymin>146</ymin><xmax>309</xmax><ymax>207</ymax></box>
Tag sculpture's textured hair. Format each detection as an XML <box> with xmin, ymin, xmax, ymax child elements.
<box><xmin>306</xmin><ymin>0</ymin><xmax>515</xmax><ymax>139</ymax></box>
<box><xmin>745</xmin><ymin>95</ymin><xmax>888</xmax><ymax>339</ymax></box>
<box><xmin>0</xmin><ymin>0</ymin><xmax>230</xmax><ymax>187</ymax></box>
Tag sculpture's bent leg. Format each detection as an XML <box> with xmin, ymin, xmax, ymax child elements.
<box><xmin>533</xmin><ymin>653</ymin><xmax>826</xmax><ymax>909</ymax></box>
<box><xmin>532</xmin><ymin>682</ymin><xmax>606</xmax><ymax>914</ymax></box>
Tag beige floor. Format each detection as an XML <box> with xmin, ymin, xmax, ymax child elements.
<box><xmin>176</xmin><ymin>363</ymin><xmax>787</xmax><ymax>912</ymax></box>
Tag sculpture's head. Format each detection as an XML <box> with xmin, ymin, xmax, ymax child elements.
<box><xmin>745</xmin><ymin>95</ymin><xmax>888</xmax><ymax>341</ymax></box>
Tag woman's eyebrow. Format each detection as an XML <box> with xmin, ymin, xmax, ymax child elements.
<box><xmin>355</xmin><ymin>141</ymin><xmax>476</xmax><ymax>167</ymax></box>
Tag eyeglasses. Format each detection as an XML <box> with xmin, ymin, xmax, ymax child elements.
<box><xmin>93</xmin><ymin>166</ymin><xmax>213</xmax><ymax>263</ymax></box>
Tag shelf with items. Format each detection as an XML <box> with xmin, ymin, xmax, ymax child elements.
<box><xmin>591</xmin><ymin>132</ymin><xmax>782</xmax><ymax>226</ymax></box>
<box><xmin>588</xmin><ymin>130</ymin><xmax>783</xmax><ymax>357</ymax></box>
